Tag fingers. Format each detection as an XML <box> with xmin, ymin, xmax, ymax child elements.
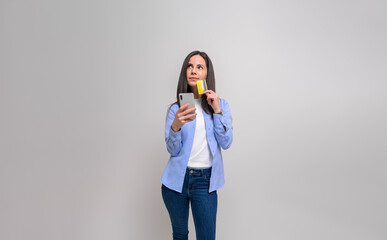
<box><xmin>203</xmin><ymin>90</ymin><xmax>211</xmax><ymax>94</ymax></box>
<box><xmin>178</xmin><ymin>104</ymin><xmax>196</xmax><ymax>115</ymax></box>
<box><xmin>181</xmin><ymin>112</ymin><xmax>197</xmax><ymax>120</ymax></box>
<box><xmin>203</xmin><ymin>90</ymin><xmax>216</xmax><ymax>95</ymax></box>
<box><xmin>180</xmin><ymin>107</ymin><xmax>196</xmax><ymax>116</ymax></box>
<box><xmin>178</xmin><ymin>103</ymin><xmax>190</xmax><ymax>113</ymax></box>
<box><xmin>176</xmin><ymin>112</ymin><xmax>196</xmax><ymax>125</ymax></box>
<box><xmin>203</xmin><ymin>90</ymin><xmax>218</xmax><ymax>98</ymax></box>
<box><xmin>178</xmin><ymin>110</ymin><xmax>197</xmax><ymax>122</ymax></box>
<box><xmin>205</xmin><ymin>91</ymin><xmax>218</xmax><ymax>102</ymax></box>
<box><xmin>174</xmin><ymin>105</ymin><xmax>196</xmax><ymax>129</ymax></box>
<box><xmin>202</xmin><ymin>90</ymin><xmax>220</xmax><ymax>111</ymax></box>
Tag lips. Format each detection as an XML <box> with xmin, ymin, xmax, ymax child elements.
<box><xmin>189</xmin><ymin>77</ymin><xmax>199</xmax><ymax>80</ymax></box>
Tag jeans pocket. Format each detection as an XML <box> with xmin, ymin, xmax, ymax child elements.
<box><xmin>202</xmin><ymin>173</ymin><xmax>211</xmax><ymax>182</ymax></box>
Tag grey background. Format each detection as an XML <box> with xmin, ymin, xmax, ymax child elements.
<box><xmin>1</xmin><ymin>0</ymin><xmax>386</xmax><ymax>239</ymax></box>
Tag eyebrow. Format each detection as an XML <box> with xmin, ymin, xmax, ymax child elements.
<box><xmin>188</xmin><ymin>62</ymin><xmax>205</xmax><ymax>67</ymax></box>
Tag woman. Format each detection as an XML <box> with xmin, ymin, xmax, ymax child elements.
<box><xmin>161</xmin><ymin>50</ymin><xmax>233</xmax><ymax>240</ymax></box>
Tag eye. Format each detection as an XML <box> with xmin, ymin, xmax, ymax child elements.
<box><xmin>187</xmin><ymin>64</ymin><xmax>193</xmax><ymax>69</ymax></box>
<box><xmin>198</xmin><ymin>66</ymin><xmax>203</xmax><ymax>69</ymax></box>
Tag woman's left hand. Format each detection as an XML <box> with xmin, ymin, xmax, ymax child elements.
<box><xmin>203</xmin><ymin>90</ymin><xmax>221</xmax><ymax>114</ymax></box>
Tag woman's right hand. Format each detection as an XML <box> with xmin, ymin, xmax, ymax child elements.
<box><xmin>171</xmin><ymin>103</ymin><xmax>197</xmax><ymax>132</ymax></box>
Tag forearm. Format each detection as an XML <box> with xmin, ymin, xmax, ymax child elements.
<box><xmin>166</xmin><ymin>124</ymin><xmax>182</xmax><ymax>156</ymax></box>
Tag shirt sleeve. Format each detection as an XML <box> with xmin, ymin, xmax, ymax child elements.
<box><xmin>165</xmin><ymin>104</ymin><xmax>182</xmax><ymax>156</ymax></box>
<box><xmin>213</xmin><ymin>98</ymin><xmax>233</xmax><ymax>149</ymax></box>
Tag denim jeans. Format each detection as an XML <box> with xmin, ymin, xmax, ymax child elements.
<box><xmin>162</xmin><ymin>167</ymin><xmax>218</xmax><ymax>240</ymax></box>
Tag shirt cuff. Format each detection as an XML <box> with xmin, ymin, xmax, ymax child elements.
<box><xmin>213</xmin><ymin>113</ymin><xmax>227</xmax><ymax>132</ymax></box>
<box><xmin>169</xmin><ymin>126</ymin><xmax>181</xmax><ymax>140</ymax></box>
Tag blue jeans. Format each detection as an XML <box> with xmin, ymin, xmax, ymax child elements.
<box><xmin>162</xmin><ymin>167</ymin><xmax>218</xmax><ymax>240</ymax></box>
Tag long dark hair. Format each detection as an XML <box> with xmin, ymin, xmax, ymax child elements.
<box><xmin>173</xmin><ymin>50</ymin><xmax>216</xmax><ymax>118</ymax></box>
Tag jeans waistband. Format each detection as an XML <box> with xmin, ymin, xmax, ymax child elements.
<box><xmin>186</xmin><ymin>167</ymin><xmax>212</xmax><ymax>175</ymax></box>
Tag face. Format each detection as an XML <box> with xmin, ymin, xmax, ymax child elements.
<box><xmin>186</xmin><ymin>55</ymin><xmax>208</xmax><ymax>88</ymax></box>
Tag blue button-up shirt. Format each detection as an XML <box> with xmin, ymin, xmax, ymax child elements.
<box><xmin>161</xmin><ymin>98</ymin><xmax>233</xmax><ymax>193</ymax></box>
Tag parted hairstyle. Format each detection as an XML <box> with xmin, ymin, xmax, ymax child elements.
<box><xmin>173</xmin><ymin>50</ymin><xmax>216</xmax><ymax>118</ymax></box>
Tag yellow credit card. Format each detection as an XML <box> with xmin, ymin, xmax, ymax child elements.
<box><xmin>196</xmin><ymin>79</ymin><xmax>208</xmax><ymax>95</ymax></box>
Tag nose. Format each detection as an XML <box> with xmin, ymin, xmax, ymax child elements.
<box><xmin>191</xmin><ymin>67</ymin><xmax>197</xmax><ymax>75</ymax></box>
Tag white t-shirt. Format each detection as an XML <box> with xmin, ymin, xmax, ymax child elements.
<box><xmin>187</xmin><ymin>99</ymin><xmax>213</xmax><ymax>168</ymax></box>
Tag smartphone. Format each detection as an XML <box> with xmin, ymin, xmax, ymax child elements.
<box><xmin>179</xmin><ymin>93</ymin><xmax>196</xmax><ymax>120</ymax></box>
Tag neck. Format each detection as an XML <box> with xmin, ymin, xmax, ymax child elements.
<box><xmin>190</xmin><ymin>86</ymin><xmax>200</xmax><ymax>99</ymax></box>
